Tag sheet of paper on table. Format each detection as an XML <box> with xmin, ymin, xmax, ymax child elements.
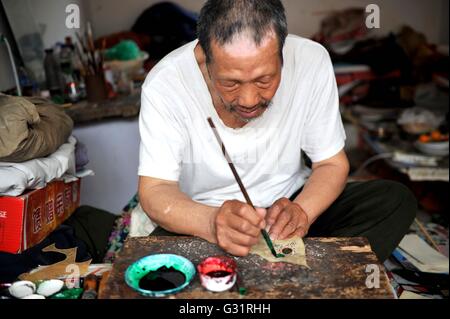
<box><xmin>393</xmin><ymin>152</ymin><xmax>439</xmax><ymax>166</ymax></box>
<box><xmin>398</xmin><ymin>234</ymin><xmax>449</xmax><ymax>274</ymax></box>
<box><xmin>401</xmin><ymin>167</ymin><xmax>449</xmax><ymax>182</ymax></box>
<box><xmin>400</xmin><ymin>290</ymin><xmax>433</xmax><ymax>299</ymax></box>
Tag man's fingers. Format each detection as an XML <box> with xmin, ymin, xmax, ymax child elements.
<box><xmin>218</xmin><ymin>238</ymin><xmax>251</xmax><ymax>257</ymax></box>
<box><xmin>216</xmin><ymin>201</ymin><xmax>265</xmax><ymax>257</ymax></box>
<box><xmin>278</xmin><ymin>220</ymin><xmax>298</xmax><ymax>240</ymax></box>
<box><xmin>227</xmin><ymin>214</ymin><xmax>261</xmax><ymax>237</ymax></box>
<box><xmin>218</xmin><ymin>201</ymin><xmax>263</xmax><ymax>237</ymax></box>
<box><xmin>228</xmin><ymin>244</ymin><xmax>251</xmax><ymax>257</ymax></box>
<box><xmin>235</xmin><ymin>204</ymin><xmax>264</xmax><ymax>229</ymax></box>
<box><xmin>266</xmin><ymin>203</ymin><xmax>282</xmax><ymax>227</ymax></box>
<box><xmin>277</xmin><ymin>202</ymin><xmax>310</xmax><ymax>240</ymax></box>
<box><xmin>266</xmin><ymin>205</ymin><xmax>280</xmax><ymax>228</ymax></box>
<box><xmin>294</xmin><ymin>226</ymin><xmax>308</xmax><ymax>238</ymax></box>
<box><xmin>278</xmin><ymin>205</ymin><xmax>303</xmax><ymax>239</ymax></box>
<box><xmin>255</xmin><ymin>208</ymin><xmax>267</xmax><ymax>228</ymax></box>
<box><xmin>227</xmin><ymin>228</ymin><xmax>260</xmax><ymax>247</ymax></box>
<box><xmin>268</xmin><ymin>210</ymin><xmax>291</xmax><ymax>240</ymax></box>
<box><xmin>266</xmin><ymin>198</ymin><xmax>290</xmax><ymax>228</ymax></box>
<box><xmin>278</xmin><ymin>226</ymin><xmax>307</xmax><ymax>241</ymax></box>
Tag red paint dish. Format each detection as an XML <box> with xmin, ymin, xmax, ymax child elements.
<box><xmin>197</xmin><ymin>256</ymin><xmax>237</xmax><ymax>292</ymax></box>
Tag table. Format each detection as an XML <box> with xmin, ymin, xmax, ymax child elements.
<box><xmin>99</xmin><ymin>236</ymin><xmax>395</xmax><ymax>299</ymax></box>
<box><xmin>63</xmin><ymin>92</ymin><xmax>140</xmax><ymax>124</ymax></box>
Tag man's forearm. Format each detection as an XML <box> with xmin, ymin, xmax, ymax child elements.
<box><xmin>139</xmin><ymin>180</ymin><xmax>218</xmax><ymax>243</ymax></box>
<box><xmin>293</xmin><ymin>160</ymin><xmax>349</xmax><ymax>226</ymax></box>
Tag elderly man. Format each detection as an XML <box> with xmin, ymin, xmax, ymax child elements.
<box><xmin>138</xmin><ymin>0</ymin><xmax>416</xmax><ymax>261</ymax></box>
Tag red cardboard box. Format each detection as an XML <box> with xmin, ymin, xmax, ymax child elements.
<box><xmin>0</xmin><ymin>179</ymin><xmax>81</xmax><ymax>254</ymax></box>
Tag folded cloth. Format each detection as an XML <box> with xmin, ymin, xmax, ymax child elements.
<box><xmin>0</xmin><ymin>136</ymin><xmax>76</xmax><ymax>196</ymax></box>
<box><xmin>129</xmin><ymin>203</ymin><xmax>157</xmax><ymax>237</ymax></box>
<box><xmin>0</xmin><ymin>93</ymin><xmax>73</xmax><ymax>163</ymax></box>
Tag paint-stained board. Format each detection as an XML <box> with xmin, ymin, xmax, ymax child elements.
<box><xmin>99</xmin><ymin>236</ymin><xmax>395</xmax><ymax>299</ymax></box>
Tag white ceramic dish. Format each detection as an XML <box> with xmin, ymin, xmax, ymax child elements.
<box><xmin>414</xmin><ymin>141</ymin><xmax>449</xmax><ymax>156</ymax></box>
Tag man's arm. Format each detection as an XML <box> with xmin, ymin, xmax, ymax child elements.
<box><xmin>139</xmin><ymin>176</ymin><xmax>217</xmax><ymax>242</ymax></box>
<box><xmin>138</xmin><ymin>176</ymin><xmax>266</xmax><ymax>256</ymax></box>
<box><xmin>266</xmin><ymin>149</ymin><xmax>349</xmax><ymax>240</ymax></box>
<box><xmin>293</xmin><ymin>149</ymin><xmax>349</xmax><ymax>225</ymax></box>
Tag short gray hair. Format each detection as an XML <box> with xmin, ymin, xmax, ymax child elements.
<box><xmin>197</xmin><ymin>0</ymin><xmax>288</xmax><ymax>64</ymax></box>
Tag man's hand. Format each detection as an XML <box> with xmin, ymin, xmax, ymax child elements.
<box><xmin>214</xmin><ymin>200</ymin><xmax>266</xmax><ymax>257</ymax></box>
<box><xmin>266</xmin><ymin>198</ymin><xmax>309</xmax><ymax>240</ymax></box>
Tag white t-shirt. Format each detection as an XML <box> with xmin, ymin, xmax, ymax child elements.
<box><xmin>138</xmin><ymin>35</ymin><xmax>346</xmax><ymax>208</ymax></box>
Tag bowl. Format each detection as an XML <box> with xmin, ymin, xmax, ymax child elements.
<box><xmin>125</xmin><ymin>254</ymin><xmax>196</xmax><ymax>297</ymax></box>
<box><xmin>414</xmin><ymin>141</ymin><xmax>449</xmax><ymax>156</ymax></box>
<box><xmin>197</xmin><ymin>256</ymin><xmax>237</xmax><ymax>292</ymax></box>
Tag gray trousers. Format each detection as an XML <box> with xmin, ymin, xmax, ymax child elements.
<box><xmin>151</xmin><ymin>179</ymin><xmax>417</xmax><ymax>262</ymax></box>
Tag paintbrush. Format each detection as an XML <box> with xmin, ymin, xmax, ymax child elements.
<box><xmin>86</xmin><ymin>22</ymin><xmax>98</xmax><ymax>72</ymax></box>
<box><xmin>207</xmin><ymin>117</ymin><xmax>284</xmax><ymax>258</ymax></box>
<box><xmin>74</xmin><ymin>43</ymin><xmax>89</xmax><ymax>76</ymax></box>
<box><xmin>76</xmin><ymin>32</ymin><xmax>96</xmax><ymax>75</ymax></box>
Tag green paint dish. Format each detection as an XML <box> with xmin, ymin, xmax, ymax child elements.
<box><xmin>125</xmin><ymin>254</ymin><xmax>196</xmax><ymax>297</ymax></box>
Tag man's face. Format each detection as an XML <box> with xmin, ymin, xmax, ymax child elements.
<box><xmin>207</xmin><ymin>32</ymin><xmax>282</xmax><ymax>122</ymax></box>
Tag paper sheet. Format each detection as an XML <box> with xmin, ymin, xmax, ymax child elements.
<box><xmin>250</xmin><ymin>236</ymin><xmax>308</xmax><ymax>267</ymax></box>
<box><xmin>400</xmin><ymin>291</ymin><xmax>432</xmax><ymax>299</ymax></box>
<box><xmin>398</xmin><ymin>234</ymin><xmax>449</xmax><ymax>274</ymax></box>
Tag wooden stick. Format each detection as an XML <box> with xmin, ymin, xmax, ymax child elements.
<box><xmin>207</xmin><ymin>118</ymin><xmax>283</xmax><ymax>258</ymax></box>
<box><xmin>414</xmin><ymin>218</ymin><xmax>441</xmax><ymax>252</ymax></box>
<box><xmin>99</xmin><ymin>38</ymin><xmax>106</xmax><ymax>70</ymax></box>
<box><xmin>85</xmin><ymin>31</ymin><xmax>97</xmax><ymax>74</ymax></box>
<box><xmin>86</xmin><ymin>22</ymin><xmax>97</xmax><ymax>72</ymax></box>
<box><xmin>74</xmin><ymin>43</ymin><xmax>88</xmax><ymax>75</ymax></box>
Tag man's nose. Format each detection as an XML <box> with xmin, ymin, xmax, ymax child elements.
<box><xmin>237</xmin><ymin>85</ymin><xmax>260</xmax><ymax>108</ymax></box>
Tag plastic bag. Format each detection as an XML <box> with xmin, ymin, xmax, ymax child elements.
<box><xmin>398</xmin><ymin>107</ymin><xmax>444</xmax><ymax>134</ymax></box>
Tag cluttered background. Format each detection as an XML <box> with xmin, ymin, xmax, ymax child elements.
<box><xmin>0</xmin><ymin>0</ymin><xmax>448</xmax><ymax>300</ymax></box>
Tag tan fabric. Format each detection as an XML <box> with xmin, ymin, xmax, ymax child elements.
<box><xmin>0</xmin><ymin>94</ymin><xmax>73</xmax><ymax>163</ymax></box>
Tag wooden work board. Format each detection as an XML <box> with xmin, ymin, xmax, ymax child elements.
<box><xmin>99</xmin><ymin>236</ymin><xmax>395</xmax><ymax>299</ymax></box>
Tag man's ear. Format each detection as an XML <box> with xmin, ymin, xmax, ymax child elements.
<box><xmin>198</xmin><ymin>43</ymin><xmax>211</xmax><ymax>64</ymax></box>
